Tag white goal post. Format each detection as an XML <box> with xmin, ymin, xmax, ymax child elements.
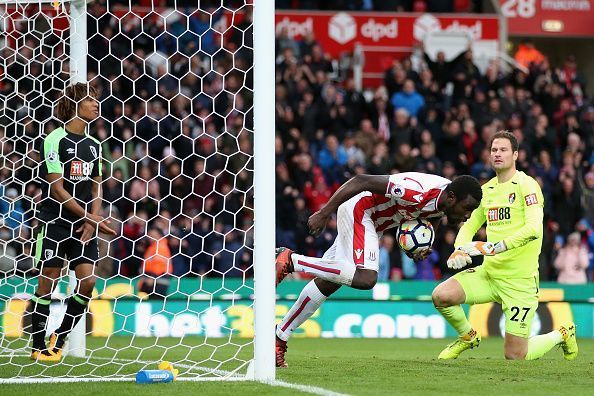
<box><xmin>0</xmin><ymin>0</ymin><xmax>275</xmax><ymax>384</ymax></box>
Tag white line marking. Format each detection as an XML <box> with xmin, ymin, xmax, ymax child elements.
<box><xmin>264</xmin><ymin>379</ymin><xmax>350</xmax><ymax>396</ymax></box>
<box><xmin>0</xmin><ymin>354</ymin><xmax>348</xmax><ymax>395</ymax></box>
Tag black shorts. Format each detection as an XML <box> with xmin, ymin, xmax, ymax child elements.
<box><xmin>32</xmin><ymin>222</ymin><xmax>99</xmax><ymax>269</ymax></box>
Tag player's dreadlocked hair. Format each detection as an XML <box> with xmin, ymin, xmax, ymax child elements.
<box><xmin>446</xmin><ymin>175</ymin><xmax>482</xmax><ymax>203</ymax></box>
<box><xmin>56</xmin><ymin>82</ymin><xmax>98</xmax><ymax>122</ymax></box>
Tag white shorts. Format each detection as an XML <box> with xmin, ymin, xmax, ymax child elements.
<box><xmin>323</xmin><ymin>192</ymin><xmax>380</xmax><ymax>272</ymax></box>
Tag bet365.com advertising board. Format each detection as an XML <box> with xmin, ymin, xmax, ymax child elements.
<box><xmin>2</xmin><ymin>279</ymin><xmax>593</xmax><ymax>338</ymax></box>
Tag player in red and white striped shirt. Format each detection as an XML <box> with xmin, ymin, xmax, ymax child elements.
<box><xmin>274</xmin><ymin>172</ymin><xmax>482</xmax><ymax>367</ymax></box>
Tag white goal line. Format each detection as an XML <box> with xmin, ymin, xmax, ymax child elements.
<box><xmin>0</xmin><ymin>354</ymin><xmax>349</xmax><ymax>396</ymax></box>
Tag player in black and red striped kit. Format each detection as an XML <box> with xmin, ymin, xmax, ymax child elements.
<box><xmin>274</xmin><ymin>172</ymin><xmax>482</xmax><ymax>367</ymax></box>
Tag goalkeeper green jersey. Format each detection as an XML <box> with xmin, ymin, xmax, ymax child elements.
<box><xmin>455</xmin><ymin>170</ymin><xmax>544</xmax><ymax>279</ymax></box>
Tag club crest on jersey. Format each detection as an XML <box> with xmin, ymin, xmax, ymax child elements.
<box><xmin>368</xmin><ymin>251</ymin><xmax>376</xmax><ymax>261</ymax></box>
<box><xmin>388</xmin><ymin>182</ymin><xmax>405</xmax><ymax>198</ymax></box>
<box><xmin>508</xmin><ymin>193</ymin><xmax>516</xmax><ymax>204</ymax></box>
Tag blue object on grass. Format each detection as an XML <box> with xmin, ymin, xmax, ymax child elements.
<box><xmin>135</xmin><ymin>369</ymin><xmax>175</xmax><ymax>384</ymax></box>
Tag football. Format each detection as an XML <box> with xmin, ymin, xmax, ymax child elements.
<box><xmin>397</xmin><ymin>219</ymin><xmax>435</xmax><ymax>253</ymax></box>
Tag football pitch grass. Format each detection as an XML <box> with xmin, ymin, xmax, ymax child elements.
<box><xmin>1</xmin><ymin>337</ymin><xmax>593</xmax><ymax>395</ymax></box>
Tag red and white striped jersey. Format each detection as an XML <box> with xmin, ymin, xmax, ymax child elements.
<box><xmin>350</xmin><ymin>172</ymin><xmax>450</xmax><ymax>234</ymax></box>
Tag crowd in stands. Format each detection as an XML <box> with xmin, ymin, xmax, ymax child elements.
<box><xmin>273</xmin><ymin>36</ymin><xmax>594</xmax><ymax>283</ymax></box>
<box><xmin>1</xmin><ymin>1</ymin><xmax>254</xmax><ymax>281</ymax></box>
<box><xmin>0</xmin><ymin>3</ymin><xmax>593</xmax><ymax>284</ymax></box>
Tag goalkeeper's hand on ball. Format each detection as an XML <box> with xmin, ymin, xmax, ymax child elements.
<box><xmin>447</xmin><ymin>249</ymin><xmax>472</xmax><ymax>270</ymax></box>
<box><xmin>458</xmin><ymin>241</ymin><xmax>507</xmax><ymax>256</ymax></box>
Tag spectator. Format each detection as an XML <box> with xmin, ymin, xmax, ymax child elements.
<box><xmin>423</xmin><ymin>48</ymin><xmax>465</xmax><ymax>88</ymax></box>
<box><xmin>437</xmin><ymin>119</ymin><xmax>467</xmax><ymax>173</ymax></box>
<box><xmin>558</xmin><ymin>55</ymin><xmax>587</xmax><ymax>93</ymax></box>
<box><xmin>384</xmin><ymin>60</ymin><xmax>407</xmax><ymax>97</ymax></box>
<box><xmin>343</xmin><ymin>134</ymin><xmax>366</xmax><ymax>168</ymax></box>
<box><xmin>138</xmin><ymin>228</ymin><xmax>172</xmax><ymax>299</ymax></box>
<box><xmin>552</xmin><ymin>177</ymin><xmax>583</xmax><ymax>237</ymax></box>
<box><xmin>215</xmin><ymin>229</ymin><xmax>247</xmax><ymax>278</ymax></box>
<box><xmin>367</xmin><ymin>142</ymin><xmax>392</xmax><ymax>175</ymax></box>
<box><xmin>368</xmin><ymin>86</ymin><xmax>392</xmax><ymax>142</ymax></box>
<box><xmin>414</xmin><ymin>250</ymin><xmax>440</xmax><ymax>280</ymax></box>
<box><xmin>378</xmin><ymin>235</ymin><xmax>395</xmax><ymax>282</ymax></box>
<box><xmin>317</xmin><ymin>135</ymin><xmax>348</xmax><ymax>185</ymax></box>
<box><xmin>514</xmin><ymin>39</ymin><xmax>545</xmax><ymax>69</ymax></box>
<box><xmin>303</xmin><ymin>174</ymin><xmax>334</xmax><ymax>213</ymax></box>
<box><xmin>354</xmin><ymin>119</ymin><xmax>381</xmax><ymax>159</ymax></box>
<box><xmin>579</xmin><ymin>172</ymin><xmax>594</xmax><ymax>226</ymax></box>
<box><xmin>275</xmin><ymin>26</ymin><xmax>300</xmax><ymax>58</ymax></box>
<box><xmin>0</xmin><ymin>187</ymin><xmax>26</xmax><ymax>239</ymax></box>
<box><xmin>451</xmin><ymin>49</ymin><xmax>480</xmax><ymax>101</ymax></box>
<box><xmin>393</xmin><ymin>143</ymin><xmax>417</xmax><ymax>173</ymax></box>
<box><xmin>416</xmin><ymin>141</ymin><xmax>442</xmax><ymax>175</ymax></box>
<box><xmin>390</xmin><ymin>79</ymin><xmax>425</xmax><ymax>118</ymax></box>
<box><xmin>554</xmin><ymin>232</ymin><xmax>589</xmax><ymax>284</ymax></box>
<box><xmin>390</xmin><ymin>108</ymin><xmax>415</xmax><ymax>150</ymax></box>
<box><xmin>470</xmin><ymin>148</ymin><xmax>494</xmax><ymax>180</ymax></box>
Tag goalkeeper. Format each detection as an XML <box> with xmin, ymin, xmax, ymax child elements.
<box><xmin>432</xmin><ymin>130</ymin><xmax>578</xmax><ymax>361</ymax></box>
<box><xmin>30</xmin><ymin>83</ymin><xmax>116</xmax><ymax>361</ymax></box>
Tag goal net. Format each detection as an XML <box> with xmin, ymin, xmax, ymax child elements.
<box><xmin>0</xmin><ymin>0</ymin><xmax>275</xmax><ymax>383</ymax></box>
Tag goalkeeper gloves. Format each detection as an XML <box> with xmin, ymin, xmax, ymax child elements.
<box><xmin>447</xmin><ymin>249</ymin><xmax>472</xmax><ymax>270</ymax></box>
<box><xmin>458</xmin><ymin>241</ymin><xmax>507</xmax><ymax>256</ymax></box>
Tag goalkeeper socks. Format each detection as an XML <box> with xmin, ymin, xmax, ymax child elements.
<box><xmin>291</xmin><ymin>253</ymin><xmax>356</xmax><ymax>286</ymax></box>
<box><xmin>436</xmin><ymin>305</ymin><xmax>473</xmax><ymax>336</ymax></box>
<box><xmin>31</xmin><ymin>293</ymin><xmax>51</xmax><ymax>350</ymax></box>
<box><xmin>276</xmin><ymin>280</ymin><xmax>327</xmax><ymax>341</ymax></box>
<box><xmin>55</xmin><ymin>294</ymin><xmax>90</xmax><ymax>346</ymax></box>
<box><xmin>525</xmin><ymin>330</ymin><xmax>563</xmax><ymax>360</ymax></box>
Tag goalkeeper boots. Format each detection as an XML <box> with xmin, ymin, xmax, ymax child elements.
<box><xmin>48</xmin><ymin>332</ymin><xmax>64</xmax><ymax>359</ymax></box>
<box><xmin>276</xmin><ymin>336</ymin><xmax>288</xmax><ymax>368</ymax></box>
<box><xmin>438</xmin><ymin>330</ymin><xmax>481</xmax><ymax>360</ymax></box>
<box><xmin>559</xmin><ymin>322</ymin><xmax>578</xmax><ymax>360</ymax></box>
<box><xmin>31</xmin><ymin>348</ymin><xmax>61</xmax><ymax>362</ymax></box>
<box><xmin>275</xmin><ymin>247</ymin><xmax>294</xmax><ymax>286</ymax></box>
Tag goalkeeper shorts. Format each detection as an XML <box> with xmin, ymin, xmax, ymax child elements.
<box><xmin>454</xmin><ymin>265</ymin><xmax>539</xmax><ymax>338</ymax></box>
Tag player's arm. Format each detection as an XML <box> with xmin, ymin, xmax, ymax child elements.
<box><xmin>90</xmin><ymin>148</ymin><xmax>104</xmax><ymax>217</ymax></box>
<box><xmin>446</xmin><ymin>202</ymin><xmax>486</xmax><ymax>269</ymax></box>
<box><xmin>90</xmin><ymin>176</ymin><xmax>102</xmax><ymax>216</ymax></box>
<box><xmin>77</xmin><ymin>176</ymin><xmax>110</xmax><ymax>243</ymax></box>
<box><xmin>308</xmin><ymin>174</ymin><xmax>389</xmax><ymax>236</ymax></box>
<box><xmin>454</xmin><ymin>203</ymin><xmax>486</xmax><ymax>248</ymax></box>
<box><xmin>454</xmin><ymin>197</ymin><xmax>503</xmax><ymax>257</ymax></box>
